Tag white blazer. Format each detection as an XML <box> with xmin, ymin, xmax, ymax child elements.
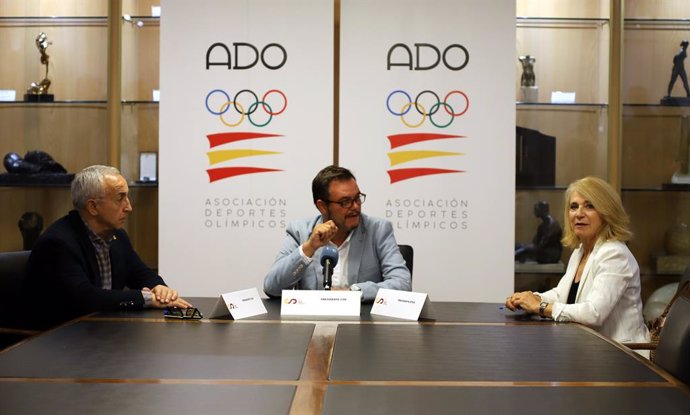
<box><xmin>539</xmin><ymin>240</ymin><xmax>650</xmax><ymax>345</ymax></box>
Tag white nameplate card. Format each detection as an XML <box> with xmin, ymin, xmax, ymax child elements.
<box><xmin>550</xmin><ymin>91</ymin><xmax>576</xmax><ymax>104</ymax></box>
<box><xmin>0</xmin><ymin>90</ymin><xmax>16</xmax><ymax>101</ymax></box>
<box><xmin>280</xmin><ymin>290</ymin><xmax>361</xmax><ymax>316</ymax></box>
<box><xmin>370</xmin><ymin>288</ymin><xmax>431</xmax><ymax>320</ymax></box>
<box><xmin>208</xmin><ymin>288</ymin><xmax>267</xmax><ymax>320</ymax></box>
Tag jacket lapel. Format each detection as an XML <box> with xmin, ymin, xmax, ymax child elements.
<box><xmin>347</xmin><ymin>216</ymin><xmax>367</xmax><ymax>285</ymax></box>
<box><xmin>575</xmin><ymin>241</ymin><xmax>601</xmax><ymax>303</ymax></box>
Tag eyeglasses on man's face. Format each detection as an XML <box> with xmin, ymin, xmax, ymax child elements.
<box><xmin>324</xmin><ymin>193</ymin><xmax>366</xmax><ymax>209</ymax></box>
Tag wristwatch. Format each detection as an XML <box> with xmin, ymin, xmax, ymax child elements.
<box><xmin>539</xmin><ymin>301</ymin><xmax>548</xmax><ymax>318</ymax></box>
<box><xmin>349</xmin><ymin>284</ymin><xmax>361</xmax><ymax>292</ymax></box>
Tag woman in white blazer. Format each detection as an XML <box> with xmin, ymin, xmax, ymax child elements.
<box><xmin>505</xmin><ymin>177</ymin><xmax>650</xmax><ymax>350</ymax></box>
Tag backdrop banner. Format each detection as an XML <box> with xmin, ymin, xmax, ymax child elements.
<box><xmin>159</xmin><ymin>0</ymin><xmax>333</xmax><ymax>295</ymax></box>
<box><xmin>339</xmin><ymin>0</ymin><xmax>515</xmax><ymax>301</ymax></box>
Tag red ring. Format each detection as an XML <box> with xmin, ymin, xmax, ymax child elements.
<box><xmin>262</xmin><ymin>89</ymin><xmax>288</xmax><ymax>115</ymax></box>
<box><xmin>443</xmin><ymin>90</ymin><xmax>469</xmax><ymax>116</ymax></box>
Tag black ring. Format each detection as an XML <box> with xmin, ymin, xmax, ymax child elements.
<box><xmin>414</xmin><ymin>90</ymin><xmax>440</xmax><ymax>116</ymax></box>
<box><xmin>233</xmin><ymin>89</ymin><xmax>259</xmax><ymax>115</ymax></box>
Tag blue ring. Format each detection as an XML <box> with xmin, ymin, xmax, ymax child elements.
<box><xmin>386</xmin><ymin>90</ymin><xmax>412</xmax><ymax>116</ymax></box>
<box><xmin>205</xmin><ymin>89</ymin><xmax>231</xmax><ymax>115</ymax></box>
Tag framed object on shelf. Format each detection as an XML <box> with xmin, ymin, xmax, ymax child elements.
<box><xmin>138</xmin><ymin>151</ymin><xmax>157</xmax><ymax>183</ymax></box>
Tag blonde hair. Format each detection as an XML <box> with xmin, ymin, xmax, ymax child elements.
<box><xmin>561</xmin><ymin>176</ymin><xmax>632</xmax><ymax>249</ymax></box>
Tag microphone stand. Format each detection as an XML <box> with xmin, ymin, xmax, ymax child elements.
<box><xmin>323</xmin><ymin>258</ymin><xmax>333</xmax><ymax>291</ymax></box>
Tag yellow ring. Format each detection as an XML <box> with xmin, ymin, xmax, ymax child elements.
<box><xmin>400</xmin><ymin>101</ymin><xmax>426</xmax><ymax>128</ymax></box>
<box><xmin>219</xmin><ymin>101</ymin><xmax>246</xmax><ymax>127</ymax></box>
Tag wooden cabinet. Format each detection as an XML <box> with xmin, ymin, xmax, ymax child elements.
<box><xmin>0</xmin><ymin>0</ymin><xmax>159</xmax><ymax>266</ymax></box>
<box><xmin>622</xmin><ymin>0</ymin><xmax>690</xmax><ymax>299</ymax></box>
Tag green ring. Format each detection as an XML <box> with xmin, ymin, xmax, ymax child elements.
<box><xmin>248</xmin><ymin>101</ymin><xmax>273</xmax><ymax>127</ymax></box>
<box><xmin>429</xmin><ymin>102</ymin><xmax>454</xmax><ymax>128</ymax></box>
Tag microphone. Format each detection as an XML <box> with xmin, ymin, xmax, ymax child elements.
<box><xmin>320</xmin><ymin>245</ymin><xmax>339</xmax><ymax>290</ymax></box>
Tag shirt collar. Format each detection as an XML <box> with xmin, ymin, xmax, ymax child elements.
<box><xmin>81</xmin><ymin>216</ymin><xmax>114</xmax><ymax>246</ymax></box>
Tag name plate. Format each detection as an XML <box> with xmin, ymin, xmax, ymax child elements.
<box><xmin>371</xmin><ymin>288</ymin><xmax>430</xmax><ymax>320</ymax></box>
<box><xmin>550</xmin><ymin>90</ymin><xmax>576</xmax><ymax>104</ymax></box>
<box><xmin>0</xmin><ymin>90</ymin><xmax>16</xmax><ymax>101</ymax></box>
<box><xmin>208</xmin><ymin>287</ymin><xmax>267</xmax><ymax>320</ymax></box>
<box><xmin>280</xmin><ymin>290</ymin><xmax>362</xmax><ymax>316</ymax></box>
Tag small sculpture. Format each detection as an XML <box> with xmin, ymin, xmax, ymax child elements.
<box><xmin>515</xmin><ymin>201</ymin><xmax>563</xmax><ymax>264</ymax></box>
<box><xmin>3</xmin><ymin>151</ymin><xmax>67</xmax><ymax>174</ymax></box>
<box><xmin>18</xmin><ymin>212</ymin><xmax>44</xmax><ymax>250</ymax></box>
<box><xmin>25</xmin><ymin>32</ymin><xmax>54</xmax><ymax>102</ymax></box>
<box><xmin>518</xmin><ymin>55</ymin><xmax>538</xmax><ymax>102</ymax></box>
<box><xmin>519</xmin><ymin>55</ymin><xmax>536</xmax><ymax>87</ymax></box>
<box><xmin>667</xmin><ymin>40</ymin><xmax>690</xmax><ymax>98</ymax></box>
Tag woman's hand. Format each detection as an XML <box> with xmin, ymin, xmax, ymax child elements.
<box><xmin>505</xmin><ymin>291</ymin><xmax>541</xmax><ymax>314</ymax></box>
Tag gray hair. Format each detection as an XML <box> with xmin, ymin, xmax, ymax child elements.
<box><xmin>71</xmin><ymin>165</ymin><xmax>122</xmax><ymax>210</ymax></box>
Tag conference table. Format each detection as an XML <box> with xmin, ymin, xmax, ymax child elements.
<box><xmin>1</xmin><ymin>298</ymin><xmax>689</xmax><ymax>414</ymax></box>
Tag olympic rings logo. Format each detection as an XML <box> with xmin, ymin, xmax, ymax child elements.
<box><xmin>386</xmin><ymin>89</ymin><xmax>469</xmax><ymax>128</ymax></box>
<box><xmin>205</xmin><ymin>88</ymin><xmax>288</xmax><ymax>128</ymax></box>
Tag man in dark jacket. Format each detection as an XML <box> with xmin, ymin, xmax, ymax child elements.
<box><xmin>24</xmin><ymin>165</ymin><xmax>191</xmax><ymax>328</ymax></box>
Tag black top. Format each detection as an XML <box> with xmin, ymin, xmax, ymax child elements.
<box><xmin>23</xmin><ymin>210</ymin><xmax>165</xmax><ymax>329</ymax></box>
<box><xmin>567</xmin><ymin>280</ymin><xmax>580</xmax><ymax>304</ymax></box>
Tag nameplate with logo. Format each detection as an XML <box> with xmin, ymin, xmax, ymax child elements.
<box><xmin>370</xmin><ymin>288</ymin><xmax>430</xmax><ymax>320</ymax></box>
<box><xmin>208</xmin><ymin>287</ymin><xmax>267</xmax><ymax>320</ymax></box>
<box><xmin>280</xmin><ymin>290</ymin><xmax>362</xmax><ymax>316</ymax></box>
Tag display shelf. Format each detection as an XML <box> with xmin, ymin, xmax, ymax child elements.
<box><xmin>517</xmin><ymin>104</ymin><xmax>608</xmax><ymax>187</ymax></box>
<box><xmin>516</xmin><ymin>15</ymin><xmax>609</xmax><ymax>105</ymax></box>
<box><xmin>0</xmin><ymin>100</ymin><xmax>107</xmax><ymax>105</ymax></box>
<box><xmin>517</xmin><ymin>103</ymin><xmax>608</xmax><ymax>107</ymax></box>
<box><xmin>0</xmin><ymin>16</ymin><xmax>107</xmax><ymax>25</ymax></box>
<box><xmin>516</xmin><ymin>17</ymin><xmax>609</xmax><ymax>26</ymax></box>
<box><xmin>514</xmin><ymin>2</ymin><xmax>612</xmax><ymax>294</ymax></box>
<box><xmin>624</xmin><ymin>18</ymin><xmax>690</xmax><ymax>28</ymax></box>
<box><xmin>621</xmin><ymin>1</ymin><xmax>690</xmax><ymax>301</ymax></box>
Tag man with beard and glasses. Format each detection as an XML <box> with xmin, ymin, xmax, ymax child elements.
<box><xmin>263</xmin><ymin>165</ymin><xmax>411</xmax><ymax>302</ymax></box>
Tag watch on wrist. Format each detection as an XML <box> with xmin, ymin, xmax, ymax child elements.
<box><xmin>349</xmin><ymin>284</ymin><xmax>361</xmax><ymax>292</ymax></box>
<box><xmin>539</xmin><ymin>301</ymin><xmax>548</xmax><ymax>318</ymax></box>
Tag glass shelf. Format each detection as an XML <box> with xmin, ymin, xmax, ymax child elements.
<box><xmin>625</xmin><ymin>18</ymin><xmax>690</xmax><ymax>30</ymax></box>
<box><xmin>517</xmin><ymin>17</ymin><xmax>609</xmax><ymax>26</ymax></box>
<box><xmin>0</xmin><ymin>16</ymin><xmax>107</xmax><ymax>26</ymax></box>
<box><xmin>0</xmin><ymin>101</ymin><xmax>107</xmax><ymax>105</ymax></box>
<box><xmin>517</xmin><ymin>102</ymin><xmax>608</xmax><ymax>108</ymax></box>
<box><xmin>516</xmin><ymin>186</ymin><xmax>568</xmax><ymax>191</ymax></box>
<box><xmin>122</xmin><ymin>100</ymin><xmax>159</xmax><ymax>105</ymax></box>
<box><xmin>623</xmin><ymin>186</ymin><xmax>690</xmax><ymax>193</ymax></box>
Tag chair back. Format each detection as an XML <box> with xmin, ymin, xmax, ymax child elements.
<box><xmin>655</xmin><ymin>285</ymin><xmax>690</xmax><ymax>385</ymax></box>
<box><xmin>398</xmin><ymin>244</ymin><xmax>414</xmax><ymax>279</ymax></box>
<box><xmin>0</xmin><ymin>250</ymin><xmax>31</xmax><ymax>328</ymax></box>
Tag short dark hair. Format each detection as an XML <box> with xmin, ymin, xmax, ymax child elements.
<box><xmin>311</xmin><ymin>165</ymin><xmax>356</xmax><ymax>205</ymax></box>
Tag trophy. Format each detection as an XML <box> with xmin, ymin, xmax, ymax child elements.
<box><xmin>24</xmin><ymin>32</ymin><xmax>54</xmax><ymax>102</ymax></box>
<box><xmin>660</xmin><ymin>40</ymin><xmax>690</xmax><ymax>106</ymax></box>
<box><xmin>518</xmin><ymin>55</ymin><xmax>538</xmax><ymax>103</ymax></box>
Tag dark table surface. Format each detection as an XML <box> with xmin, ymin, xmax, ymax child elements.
<box><xmin>0</xmin><ymin>320</ymin><xmax>314</xmax><ymax>380</ymax></box>
<box><xmin>93</xmin><ymin>297</ymin><xmax>533</xmax><ymax>324</ymax></box>
<box><xmin>329</xmin><ymin>324</ymin><xmax>663</xmax><ymax>382</ymax></box>
<box><xmin>2</xmin><ymin>298</ymin><xmax>688</xmax><ymax>415</ymax></box>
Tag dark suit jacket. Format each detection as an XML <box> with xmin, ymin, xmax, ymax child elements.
<box><xmin>24</xmin><ymin>210</ymin><xmax>165</xmax><ymax>328</ymax></box>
